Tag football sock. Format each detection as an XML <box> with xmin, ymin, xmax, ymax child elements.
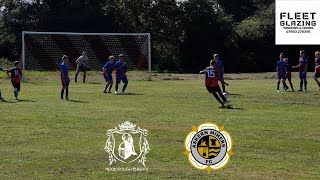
<box><xmin>304</xmin><ymin>80</ymin><xmax>307</xmax><ymax>91</ymax></box>
<box><xmin>317</xmin><ymin>82</ymin><xmax>320</xmax><ymax>87</ymax></box>
<box><xmin>213</xmin><ymin>93</ymin><xmax>224</xmax><ymax>105</ymax></box>
<box><xmin>14</xmin><ymin>88</ymin><xmax>18</xmax><ymax>98</ymax></box>
<box><xmin>282</xmin><ymin>82</ymin><xmax>287</xmax><ymax>89</ymax></box>
<box><xmin>75</xmin><ymin>74</ymin><xmax>78</xmax><ymax>82</ymax></box>
<box><xmin>61</xmin><ymin>89</ymin><xmax>64</xmax><ymax>99</ymax></box>
<box><xmin>289</xmin><ymin>82</ymin><xmax>294</xmax><ymax>91</ymax></box>
<box><xmin>277</xmin><ymin>82</ymin><xmax>280</xmax><ymax>90</ymax></box>
<box><xmin>83</xmin><ymin>75</ymin><xmax>86</xmax><ymax>82</ymax></box>
<box><xmin>122</xmin><ymin>83</ymin><xmax>128</xmax><ymax>92</ymax></box>
<box><xmin>115</xmin><ymin>84</ymin><xmax>119</xmax><ymax>92</ymax></box>
<box><xmin>222</xmin><ymin>84</ymin><xmax>226</xmax><ymax>93</ymax></box>
<box><xmin>66</xmin><ymin>88</ymin><xmax>69</xmax><ymax>98</ymax></box>
<box><xmin>108</xmin><ymin>85</ymin><xmax>113</xmax><ymax>92</ymax></box>
<box><xmin>104</xmin><ymin>84</ymin><xmax>109</xmax><ymax>92</ymax></box>
<box><xmin>300</xmin><ymin>80</ymin><xmax>303</xmax><ymax>90</ymax></box>
<box><xmin>219</xmin><ymin>92</ymin><xmax>227</xmax><ymax>101</ymax></box>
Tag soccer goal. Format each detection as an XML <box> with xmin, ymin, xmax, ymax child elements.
<box><xmin>22</xmin><ymin>31</ymin><xmax>151</xmax><ymax>80</ymax></box>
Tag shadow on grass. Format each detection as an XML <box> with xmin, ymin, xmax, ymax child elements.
<box><xmin>120</xmin><ymin>92</ymin><xmax>143</xmax><ymax>96</ymax></box>
<box><xmin>1</xmin><ymin>99</ymin><xmax>36</xmax><ymax>103</ymax></box>
<box><xmin>228</xmin><ymin>93</ymin><xmax>241</xmax><ymax>96</ymax></box>
<box><xmin>66</xmin><ymin>99</ymin><xmax>90</xmax><ymax>103</ymax></box>
<box><xmin>84</xmin><ymin>82</ymin><xmax>101</xmax><ymax>85</ymax></box>
<box><xmin>219</xmin><ymin>105</ymin><xmax>244</xmax><ymax>110</ymax></box>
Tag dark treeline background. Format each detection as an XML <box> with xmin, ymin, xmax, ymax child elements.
<box><xmin>0</xmin><ymin>0</ymin><xmax>319</xmax><ymax>73</ymax></box>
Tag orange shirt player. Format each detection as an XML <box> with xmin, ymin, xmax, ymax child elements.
<box><xmin>314</xmin><ymin>51</ymin><xmax>320</xmax><ymax>90</ymax></box>
<box><xmin>199</xmin><ymin>59</ymin><xmax>230</xmax><ymax>108</ymax></box>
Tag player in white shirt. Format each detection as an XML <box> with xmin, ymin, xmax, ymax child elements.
<box><xmin>75</xmin><ymin>51</ymin><xmax>89</xmax><ymax>82</ymax></box>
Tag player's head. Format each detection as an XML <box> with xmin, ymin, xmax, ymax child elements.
<box><xmin>109</xmin><ymin>55</ymin><xmax>115</xmax><ymax>63</ymax></box>
<box><xmin>119</xmin><ymin>54</ymin><xmax>124</xmax><ymax>62</ymax></box>
<box><xmin>210</xmin><ymin>60</ymin><xmax>216</xmax><ymax>66</ymax></box>
<box><xmin>14</xmin><ymin>61</ymin><xmax>21</xmax><ymax>68</ymax></box>
<box><xmin>213</xmin><ymin>54</ymin><xmax>219</xmax><ymax>61</ymax></box>
<box><xmin>62</xmin><ymin>55</ymin><xmax>69</xmax><ymax>63</ymax></box>
<box><xmin>315</xmin><ymin>51</ymin><xmax>320</xmax><ymax>58</ymax></box>
<box><xmin>279</xmin><ymin>53</ymin><xmax>285</xmax><ymax>60</ymax></box>
<box><xmin>300</xmin><ymin>50</ymin><xmax>305</xmax><ymax>57</ymax></box>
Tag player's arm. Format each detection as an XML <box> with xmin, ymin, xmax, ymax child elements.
<box><xmin>5</xmin><ymin>68</ymin><xmax>12</xmax><ymax>78</ymax></box>
<box><xmin>76</xmin><ymin>56</ymin><xmax>81</xmax><ymax>64</ymax></box>
<box><xmin>199</xmin><ymin>68</ymin><xmax>207</xmax><ymax>74</ymax></box>
<box><xmin>123</xmin><ymin>63</ymin><xmax>128</xmax><ymax>73</ymax></box>
<box><xmin>292</xmin><ymin>64</ymin><xmax>300</xmax><ymax>69</ymax></box>
<box><xmin>304</xmin><ymin>62</ymin><xmax>308</xmax><ymax>72</ymax></box>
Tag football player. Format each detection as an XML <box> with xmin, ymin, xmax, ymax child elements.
<box><xmin>200</xmin><ymin>59</ymin><xmax>229</xmax><ymax>108</ymax></box>
<box><xmin>114</xmin><ymin>54</ymin><xmax>128</xmax><ymax>94</ymax></box>
<box><xmin>5</xmin><ymin>61</ymin><xmax>23</xmax><ymax>100</ymax></box>
<box><xmin>314</xmin><ymin>51</ymin><xmax>320</xmax><ymax>90</ymax></box>
<box><xmin>276</xmin><ymin>53</ymin><xmax>287</xmax><ymax>92</ymax></box>
<box><xmin>102</xmin><ymin>55</ymin><xmax>115</xmax><ymax>93</ymax></box>
<box><xmin>60</xmin><ymin>55</ymin><xmax>70</xmax><ymax>100</ymax></box>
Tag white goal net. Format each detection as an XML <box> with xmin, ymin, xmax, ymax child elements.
<box><xmin>22</xmin><ymin>31</ymin><xmax>151</xmax><ymax>79</ymax></box>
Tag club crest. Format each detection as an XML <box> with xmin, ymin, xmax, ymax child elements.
<box><xmin>104</xmin><ymin>121</ymin><xmax>150</xmax><ymax>166</ymax></box>
<box><xmin>184</xmin><ymin>122</ymin><xmax>233</xmax><ymax>172</ymax></box>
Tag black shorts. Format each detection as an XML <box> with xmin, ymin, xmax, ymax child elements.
<box><xmin>315</xmin><ymin>73</ymin><xmax>320</xmax><ymax>78</ymax></box>
<box><xmin>206</xmin><ymin>86</ymin><xmax>221</xmax><ymax>93</ymax></box>
<box><xmin>12</xmin><ymin>82</ymin><xmax>21</xmax><ymax>91</ymax></box>
<box><xmin>76</xmin><ymin>64</ymin><xmax>87</xmax><ymax>72</ymax></box>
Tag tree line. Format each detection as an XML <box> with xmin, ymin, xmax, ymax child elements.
<box><xmin>0</xmin><ymin>0</ymin><xmax>318</xmax><ymax>73</ymax></box>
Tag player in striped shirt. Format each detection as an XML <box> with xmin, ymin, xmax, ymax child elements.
<box><xmin>5</xmin><ymin>61</ymin><xmax>23</xmax><ymax>100</ymax></box>
<box><xmin>102</xmin><ymin>55</ymin><xmax>115</xmax><ymax>93</ymax></box>
<box><xmin>60</xmin><ymin>55</ymin><xmax>70</xmax><ymax>100</ymax></box>
<box><xmin>314</xmin><ymin>51</ymin><xmax>320</xmax><ymax>90</ymax></box>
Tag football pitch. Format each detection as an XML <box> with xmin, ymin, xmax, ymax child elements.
<box><xmin>0</xmin><ymin>72</ymin><xmax>319</xmax><ymax>179</ymax></box>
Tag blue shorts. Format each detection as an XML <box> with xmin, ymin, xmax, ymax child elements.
<box><xmin>104</xmin><ymin>73</ymin><xmax>113</xmax><ymax>82</ymax></box>
<box><xmin>61</xmin><ymin>80</ymin><xmax>69</xmax><ymax>87</ymax></box>
<box><xmin>299</xmin><ymin>72</ymin><xmax>307</xmax><ymax>79</ymax></box>
<box><xmin>219</xmin><ymin>74</ymin><xmax>224</xmax><ymax>81</ymax></box>
<box><xmin>278</xmin><ymin>73</ymin><xmax>286</xmax><ymax>80</ymax></box>
<box><xmin>116</xmin><ymin>75</ymin><xmax>128</xmax><ymax>83</ymax></box>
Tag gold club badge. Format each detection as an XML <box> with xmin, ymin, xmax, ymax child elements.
<box><xmin>184</xmin><ymin>122</ymin><xmax>233</xmax><ymax>172</ymax></box>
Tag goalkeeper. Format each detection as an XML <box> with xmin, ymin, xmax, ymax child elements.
<box><xmin>75</xmin><ymin>51</ymin><xmax>89</xmax><ymax>83</ymax></box>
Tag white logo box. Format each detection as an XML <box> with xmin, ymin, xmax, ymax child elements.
<box><xmin>276</xmin><ymin>0</ymin><xmax>320</xmax><ymax>45</ymax></box>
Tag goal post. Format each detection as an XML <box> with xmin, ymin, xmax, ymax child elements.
<box><xmin>22</xmin><ymin>31</ymin><xmax>152</xmax><ymax>80</ymax></box>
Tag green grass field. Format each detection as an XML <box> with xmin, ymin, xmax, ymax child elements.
<box><xmin>1</xmin><ymin>72</ymin><xmax>320</xmax><ymax>179</ymax></box>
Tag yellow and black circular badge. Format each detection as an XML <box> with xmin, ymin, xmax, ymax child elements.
<box><xmin>190</xmin><ymin>129</ymin><xmax>227</xmax><ymax>165</ymax></box>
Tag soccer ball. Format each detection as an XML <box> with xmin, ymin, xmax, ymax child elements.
<box><xmin>223</xmin><ymin>92</ymin><xmax>228</xmax><ymax>99</ymax></box>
